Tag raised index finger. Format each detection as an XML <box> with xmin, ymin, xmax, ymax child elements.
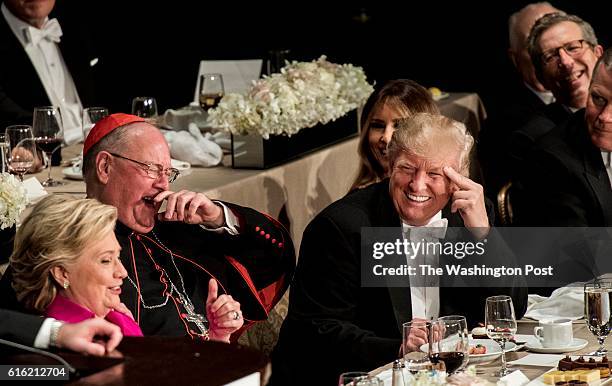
<box><xmin>443</xmin><ymin>166</ymin><xmax>473</xmax><ymax>189</ymax></box>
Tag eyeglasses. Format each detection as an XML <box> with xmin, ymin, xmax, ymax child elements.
<box><xmin>109</xmin><ymin>152</ymin><xmax>180</xmax><ymax>183</ymax></box>
<box><xmin>541</xmin><ymin>39</ymin><xmax>590</xmax><ymax>65</ymax></box>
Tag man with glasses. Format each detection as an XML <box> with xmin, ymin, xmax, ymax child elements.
<box><xmin>514</xmin><ymin>48</ymin><xmax>612</xmax><ymax>227</ymax></box>
<box><xmin>509</xmin><ymin>13</ymin><xmax>602</xmax><ymax>150</ymax></box>
<box><xmin>0</xmin><ymin>113</ymin><xmax>295</xmax><ymax>341</ymax></box>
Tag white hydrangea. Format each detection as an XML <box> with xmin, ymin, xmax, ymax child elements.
<box><xmin>208</xmin><ymin>56</ymin><xmax>374</xmax><ymax>139</ymax></box>
<box><xmin>0</xmin><ymin>172</ymin><xmax>28</xmax><ymax>229</ymax></box>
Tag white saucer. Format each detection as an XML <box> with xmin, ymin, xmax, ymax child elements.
<box><xmin>525</xmin><ymin>338</ymin><xmax>588</xmax><ymax>353</ymax></box>
<box><xmin>62</xmin><ymin>167</ymin><xmax>83</xmax><ymax>180</ymax></box>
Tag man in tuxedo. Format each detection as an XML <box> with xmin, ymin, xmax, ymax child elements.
<box><xmin>271</xmin><ymin>114</ymin><xmax>527</xmax><ymax>385</ymax></box>
<box><xmin>506</xmin><ymin>12</ymin><xmax>603</xmax><ymax>172</ymax></box>
<box><xmin>1</xmin><ymin>308</ymin><xmax>122</xmax><ymax>355</ymax></box>
<box><xmin>479</xmin><ymin>2</ymin><xmax>560</xmax><ymax>210</ymax></box>
<box><xmin>0</xmin><ymin>0</ymin><xmax>101</xmax><ymax>143</ymax></box>
<box><xmin>514</xmin><ymin>48</ymin><xmax>612</xmax><ymax>227</ymax></box>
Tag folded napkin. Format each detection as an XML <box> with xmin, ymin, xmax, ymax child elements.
<box><xmin>525</xmin><ymin>286</ymin><xmax>584</xmax><ymax>321</ymax></box>
<box><xmin>23</xmin><ymin>177</ymin><xmax>48</xmax><ymax>203</ymax></box>
<box><xmin>164</xmin><ymin>123</ymin><xmax>223</xmax><ymax>167</ymax></box>
<box><xmin>162</xmin><ymin>105</ymin><xmax>209</xmax><ymax>131</ymax></box>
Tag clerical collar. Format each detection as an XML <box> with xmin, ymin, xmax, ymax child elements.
<box><xmin>402</xmin><ymin>211</ymin><xmax>443</xmax><ymax>229</ymax></box>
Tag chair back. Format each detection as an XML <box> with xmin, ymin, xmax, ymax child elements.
<box><xmin>497</xmin><ymin>181</ymin><xmax>514</xmax><ymax>225</ymax></box>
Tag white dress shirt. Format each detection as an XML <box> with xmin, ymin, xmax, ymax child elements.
<box><xmin>2</xmin><ymin>4</ymin><xmax>83</xmax><ymax>144</ymax></box>
<box><xmin>402</xmin><ymin>211</ymin><xmax>448</xmax><ymax>320</ymax></box>
<box><xmin>602</xmin><ymin>151</ymin><xmax>612</xmax><ymax>188</ymax></box>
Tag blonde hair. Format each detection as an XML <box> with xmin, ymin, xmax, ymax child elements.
<box><xmin>10</xmin><ymin>195</ymin><xmax>118</xmax><ymax>312</ymax></box>
<box><xmin>387</xmin><ymin>113</ymin><xmax>474</xmax><ymax>175</ymax></box>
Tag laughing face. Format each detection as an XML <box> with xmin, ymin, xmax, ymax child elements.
<box><xmin>99</xmin><ymin>123</ymin><xmax>171</xmax><ymax>233</ymax></box>
<box><xmin>61</xmin><ymin>231</ymin><xmax>126</xmax><ymax>317</ymax></box>
<box><xmin>538</xmin><ymin>21</ymin><xmax>603</xmax><ymax>108</ymax></box>
<box><xmin>389</xmin><ymin>149</ymin><xmax>460</xmax><ymax>226</ymax></box>
<box><xmin>367</xmin><ymin>103</ymin><xmax>404</xmax><ymax>174</ymax></box>
<box><xmin>586</xmin><ymin>63</ymin><xmax>612</xmax><ymax>151</ymax></box>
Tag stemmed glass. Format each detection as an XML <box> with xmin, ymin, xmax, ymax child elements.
<box><xmin>485</xmin><ymin>295</ymin><xmax>517</xmax><ymax>377</ymax></box>
<box><xmin>82</xmin><ymin>106</ymin><xmax>109</xmax><ymax>139</ymax></box>
<box><xmin>338</xmin><ymin>373</ymin><xmax>382</xmax><ymax>385</ymax></box>
<box><xmin>0</xmin><ymin>133</ymin><xmax>7</xmax><ymax>173</ymax></box>
<box><xmin>584</xmin><ymin>280</ymin><xmax>612</xmax><ymax>356</ymax></box>
<box><xmin>402</xmin><ymin>320</ymin><xmax>432</xmax><ymax>373</ymax></box>
<box><xmin>199</xmin><ymin>74</ymin><xmax>224</xmax><ymax>111</ymax></box>
<box><xmin>429</xmin><ymin>319</ymin><xmax>469</xmax><ymax>374</ymax></box>
<box><xmin>131</xmin><ymin>97</ymin><xmax>158</xmax><ymax>119</ymax></box>
<box><xmin>33</xmin><ymin>106</ymin><xmax>65</xmax><ymax>187</ymax></box>
<box><xmin>5</xmin><ymin>125</ymin><xmax>36</xmax><ymax>182</ymax></box>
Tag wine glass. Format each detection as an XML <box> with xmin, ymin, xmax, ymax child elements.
<box><xmin>402</xmin><ymin>320</ymin><xmax>432</xmax><ymax>373</ymax></box>
<box><xmin>5</xmin><ymin>125</ymin><xmax>36</xmax><ymax>182</ymax></box>
<box><xmin>199</xmin><ymin>74</ymin><xmax>224</xmax><ymax>111</ymax></box>
<box><xmin>131</xmin><ymin>96</ymin><xmax>158</xmax><ymax>119</ymax></box>
<box><xmin>33</xmin><ymin>106</ymin><xmax>65</xmax><ymax>187</ymax></box>
<box><xmin>338</xmin><ymin>372</ymin><xmax>369</xmax><ymax>386</ymax></box>
<box><xmin>485</xmin><ymin>295</ymin><xmax>517</xmax><ymax>377</ymax></box>
<box><xmin>429</xmin><ymin>319</ymin><xmax>469</xmax><ymax>374</ymax></box>
<box><xmin>82</xmin><ymin>106</ymin><xmax>109</xmax><ymax>139</ymax></box>
<box><xmin>584</xmin><ymin>280</ymin><xmax>612</xmax><ymax>356</ymax></box>
<box><xmin>0</xmin><ymin>133</ymin><xmax>7</xmax><ymax>173</ymax></box>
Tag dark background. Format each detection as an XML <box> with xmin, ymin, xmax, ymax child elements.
<box><xmin>55</xmin><ymin>0</ymin><xmax>610</xmax><ymax>119</ymax></box>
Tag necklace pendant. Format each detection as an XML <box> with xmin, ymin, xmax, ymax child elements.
<box><xmin>184</xmin><ymin>313</ymin><xmax>209</xmax><ymax>335</ymax></box>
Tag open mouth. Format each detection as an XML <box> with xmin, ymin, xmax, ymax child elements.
<box><xmin>406</xmin><ymin>192</ymin><xmax>431</xmax><ymax>203</ymax></box>
<box><xmin>142</xmin><ymin>196</ymin><xmax>156</xmax><ymax>207</ymax></box>
<box><xmin>108</xmin><ymin>286</ymin><xmax>122</xmax><ymax>295</ymax></box>
<box><xmin>564</xmin><ymin>69</ymin><xmax>585</xmax><ymax>85</ymax></box>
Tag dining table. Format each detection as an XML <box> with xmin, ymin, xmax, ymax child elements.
<box><xmin>369</xmin><ymin>319</ymin><xmax>607</xmax><ymax>385</ymax></box>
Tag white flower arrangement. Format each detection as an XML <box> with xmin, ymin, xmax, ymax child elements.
<box><xmin>208</xmin><ymin>56</ymin><xmax>374</xmax><ymax>139</ymax></box>
<box><xmin>0</xmin><ymin>172</ymin><xmax>28</xmax><ymax>229</ymax></box>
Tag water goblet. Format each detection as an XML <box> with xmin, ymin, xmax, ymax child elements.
<box><xmin>338</xmin><ymin>371</ymin><xmax>369</xmax><ymax>386</ymax></box>
<box><xmin>584</xmin><ymin>280</ymin><xmax>612</xmax><ymax>356</ymax></box>
<box><xmin>402</xmin><ymin>320</ymin><xmax>432</xmax><ymax>373</ymax></box>
<box><xmin>485</xmin><ymin>295</ymin><xmax>517</xmax><ymax>377</ymax></box>
<box><xmin>82</xmin><ymin>106</ymin><xmax>109</xmax><ymax>139</ymax></box>
<box><xmin>131</xmin><ymin>96</ymin><xmax>158</xmax><ymax>119</ymax></box>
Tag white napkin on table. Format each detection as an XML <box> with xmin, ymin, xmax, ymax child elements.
<box><xmin>23</xmin><ymin>177</ymin><xmax>48</xmax><ymax>203</ymax></box>
<box><xmin>163</xmin><ymin>124</ymin><xmax>222</xmax><ymax>167</ymax></box>
<box><xmin>525</xmin><ymin>286</ymin><xmax>584</xmax><ymax>321</ymax></box>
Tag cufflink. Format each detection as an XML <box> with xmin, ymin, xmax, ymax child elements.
<box><xmin>89</xmin><ymin>57</ymin><xmax>99</xmax><ymax>67</ymax></box>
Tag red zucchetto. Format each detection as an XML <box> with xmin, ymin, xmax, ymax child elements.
<box><xmin>83</xmin><ymin>113</ymin><xmax>145</xmax><ymax>156</ymax></box>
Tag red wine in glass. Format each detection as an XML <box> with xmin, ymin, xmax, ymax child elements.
<box><xmin>35</xmin><ymin>138</ymin><xmax>62</xmax><ymax>154</ymax></box>
<box><xmin>429</xmin><ymin>352</ymin><xmax>466</xmax><ymax>374</ymax></box>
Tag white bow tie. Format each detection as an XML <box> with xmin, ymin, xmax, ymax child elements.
<box><xmin>404</xmin><ymin>218</ymin><xmax>448</xmax><ymax>241</ymax></box>
<box><xmin>25</xmin><ymin>18</ymin><xmax>62</xmax><ymax>46</ymax></box>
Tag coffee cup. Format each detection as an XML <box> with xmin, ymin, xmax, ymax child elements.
<box><xmin>533</xmin><ymin>318</ymin><xmax>573</xmax><ymax>348</ymax></box>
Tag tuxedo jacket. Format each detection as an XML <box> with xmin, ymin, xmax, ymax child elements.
<box><xmin>479</xmin><ymin>83</ymin><xmax>570</xmax><ymax>214</ymax></box>
<box><xmin>513</xmin><ymin>109</ymin><xmax>612</xmax><ymax>226</ymax></box>
<box><xmin>0</xmin><ymin>308</ymin><xmax>44</xmax><ymax>347</ymax></box>
<box><xmin>479</xmin><ymin>84</ymin><xmax>546</xmax><ymax>206</ymax></box>
<box><xmin>270</xmin><ymin>180</ymin><xmax>527</xmax><ymax>386</ymax></box>
<box><xmin>0</xmin><ymin>5</ymin><xmax>100</xmax><ymax>129</ymax></box>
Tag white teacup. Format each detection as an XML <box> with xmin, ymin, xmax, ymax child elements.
<box><xmin>533</xmin><ymin>318</ymin><xmax>573</xmax><ymax>348</ymax></box>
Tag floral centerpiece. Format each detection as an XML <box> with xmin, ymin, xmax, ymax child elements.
<box><xmin>208</xmin><ymin>55</ymin><xmax>373</xmax><ymax>139</ymax></box>
<box><xmin>0</xmin><ymin>172</ymin><xmax>28</xmax><ymax>230</ymax></box>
